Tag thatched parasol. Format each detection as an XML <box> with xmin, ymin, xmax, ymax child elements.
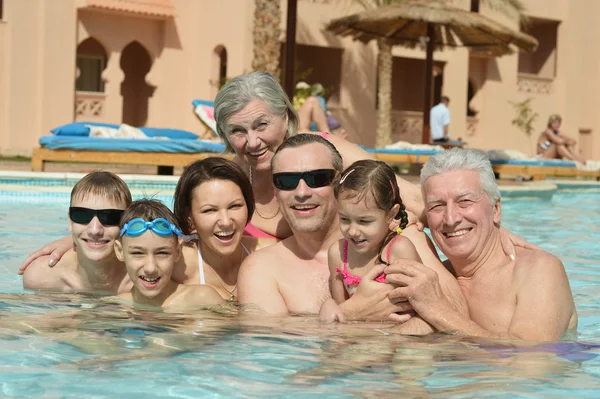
<box><xmin>327</xmin><ymin>0</ymin><xmax>538</xmax><ymax>144</ymax></box>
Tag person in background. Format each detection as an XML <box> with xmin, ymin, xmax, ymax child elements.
<box><xmin>537</xmin><ymin>114</ymin><xmax>585</xmax><ymax>163</ymax></box>
<box><xmin>430</xmin><ymin>96</ymin><xmax>452</xmax><ymax>144</ymax></box>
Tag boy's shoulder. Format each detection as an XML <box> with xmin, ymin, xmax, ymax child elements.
<box><xmin>22</xmin><ymin>250</ymin><xmax>78</xmax><ymax>290</ymax></box>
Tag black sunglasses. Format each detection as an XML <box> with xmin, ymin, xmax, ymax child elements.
<box><xmin>272</xmin><ymin>169</ymin><xmax>336</xmax><ymax>191</ymax></box>
<box><xmin>69</xmin><ymin>207</ymin><xmax>124</xmax><ymax>226</ymax></box>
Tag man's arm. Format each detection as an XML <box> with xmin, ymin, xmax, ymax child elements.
<box><xmin>505</xmin><ymin>250</ymin><xmax>576</xmax><ymax>340</ymax></box>
<box><xmin>387</xmin><ymin>252</ymin><xmax>576</xmax><ymax>341</ymax></box>
<box><xmin>237</xmin><ymin>250</ymin><xmax>289</xmax><ymax>314</ymax></box>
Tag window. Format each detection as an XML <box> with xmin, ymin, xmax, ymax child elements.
<box><xmin>76</xmin><ymin>55</ymin><xmax>105</xmax><ymax>92</ymax></box>
<box><xmin>518</xmin><ymin>17</ymin><xmax>559</xmax><ymax>79</ymax></box>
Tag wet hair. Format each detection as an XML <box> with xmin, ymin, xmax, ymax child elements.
<box><xmin>420</xmin><ymin>148</ymin><xmax>500</xmax><ymax>206</ymax></box>
<box><xmin>335</xmin><ymin>160</ymin><xmax>408</xmax><ymax>265</ymax></box>
<box><xmin>271</xmin><ymin>133</ymin><xmax>344</xmax><ymax>173</ymax></box>
<box><xmin>70</xmin><ymin>170</ymin><xmax>132</xmax><ymax>208</ymax></box>
<box><xmin>214</xmin><ymin>71</ymin><xmax>300</xmax><ymax>153</ymax></box>
<box><xmin>173</xmin><ymin>157</ymin><xmax>255</xmax><ymax>235</ymax></box>
<box><xmin>547</xmin><ymin>114</ymin><xmax>562</xmax><ymax>128</ymax></box>
<box><xmin>119</xmin><ymin>198</ymin><xmax>179</xmax><ymax>233</ymax></box>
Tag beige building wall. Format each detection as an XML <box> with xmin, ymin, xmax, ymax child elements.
<box><xmin>1</xmin><ymin>0</ymin><xmax>599</xmax><ymax>160</ymax></box>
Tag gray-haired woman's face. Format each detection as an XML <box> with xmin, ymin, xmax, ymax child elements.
<box><xmin>224</xmin><ymin>98</ymin><xmax>288</xmax><ymax>172</ymax></box>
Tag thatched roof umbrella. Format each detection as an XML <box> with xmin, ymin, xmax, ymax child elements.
<box><xmin>327</xmin><ymin>0</ymin><xmax>538</xmax><ymax>145</ymax></box>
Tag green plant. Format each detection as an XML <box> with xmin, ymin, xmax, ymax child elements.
<box><xmin>510</xmin><ymin>98</ymin><xmax>538</xmax><ymax>137</ymax></box>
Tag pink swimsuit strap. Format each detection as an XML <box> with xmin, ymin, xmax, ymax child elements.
<box><xmin>385</xmin><ymin>234</ymin><xmax>400</xmax><ymax>264</ymax></box>
<box><xmin>243</xmin><ymin>221</ymin><xmax>282</xmax><ymax>240</ymax></box>
<box><xmin>336</xmin><ymin>240</ymin><xmax>386</xmax><ymax>286</ymax></box>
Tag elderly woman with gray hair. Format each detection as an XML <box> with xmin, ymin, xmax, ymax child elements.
<box><xmin>213</xmin><ymin>71</ymin><xmax>425</xmax><ymax>240</ymax></box>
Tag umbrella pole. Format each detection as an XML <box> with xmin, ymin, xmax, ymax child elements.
<box><xmin>283</xmin><ymin>0</ymin><xmax>298</xmax><ymax>100</ymax></box>
<box><xmin>422</xmin><ymin>23</ymin><xmax>435</xmax><ymax>144</ymax></box>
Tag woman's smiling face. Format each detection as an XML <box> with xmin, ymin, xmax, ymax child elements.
<box><xmin>225</xmin><ymin>98</ymin><xmax>288</xmax><ymax>172</ymax></box>
<box><xmin>189</xmin><ymin>179</ymin><xmax>249</xmax><ymax>257</ymax></box>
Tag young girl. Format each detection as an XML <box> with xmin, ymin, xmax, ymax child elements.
<box><xmin>320</xmin><ymin>160</ymin><xmax>428</xmax><ymax>320</ymax></box>
<box><xmin>172</xmin><ymin>157</ymin><xmax>276</xmax><ymax>301</ymax></box>
<box><xmin>115</xmin><ymin>199</ymin><xmax>224</xmax><ymax>309</ymax></box>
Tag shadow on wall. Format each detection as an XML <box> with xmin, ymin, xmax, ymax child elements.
<box><xmin>295</xmin><ymin>17</ymin><xmax>377</xmax><ymax>146</ymax></box>
<box><xmin>120</xmin><ymin>41</ymin><xmax>155</xmax><ymax>127</ymax></box>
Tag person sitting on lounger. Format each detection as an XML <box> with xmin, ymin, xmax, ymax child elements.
<box><xmin>537</xmin><ymin>114</ymin><xmax>585</xmax><ymax>163</ymax></box>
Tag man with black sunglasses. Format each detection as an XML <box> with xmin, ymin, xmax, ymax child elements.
<box><xmin>23</xmin><ymin>171</ymin><xmax>133</xmax><ymax>294</ymax></box>
<box><xmin>237</xmin><ymin>134</ymin><xmax>465</xmax><ymax>332</ymax></box>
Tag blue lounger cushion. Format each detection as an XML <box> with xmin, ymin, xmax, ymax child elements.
<box><xmin>51</xmin><ymin>122</ymin><xmax>200</xmax><ymax>140</ymax></box>
<box><xmin>365</xmin><ymin>148</ymin><xmax>441</xmax><ymax>155</ymax></box>
<box><xmin>39</xmin><ymin>136</ymin><xmax>225</xmax><ymax>153</ymax></box>
<box><xmin>489</xmin><ymin>158</ymin><xmax>577</xmax><ymax>167</ymax></box>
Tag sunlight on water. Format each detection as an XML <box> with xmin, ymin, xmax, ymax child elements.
<box><xmin>1</xmin><ymin>192</ymin><xmax>600</xmax><ymax>398</ymax></box>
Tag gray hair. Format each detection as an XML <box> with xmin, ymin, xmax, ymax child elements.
<box><xmin>271</xmin><ymin>133</ymin><xmax>344</xmax><ymax>173</ymax></box>
<box><xmin>213</xmin><ymin>71</ymin><xmax>300</xmax><ymax>153</ymax></box>
<box><xmin>420</xmin><ymin>148</ymin><xmax>500</xmax><ymax>206</ymax></box>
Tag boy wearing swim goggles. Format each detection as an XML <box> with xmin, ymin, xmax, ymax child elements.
<box><xmin>23</xmin><ymin>171</ymin><xmax>133</xmax><ymax>294</ymax></box>
<box><xmin>115</xmin><ymin>199</ymin><xmax>224</xmax><ymax>308</ymax></box>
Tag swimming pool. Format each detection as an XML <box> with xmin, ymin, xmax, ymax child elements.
<box><xmin>1</xmin><ymin>181</ymin><xmax>600</xmax><ymax>398</ymax></box>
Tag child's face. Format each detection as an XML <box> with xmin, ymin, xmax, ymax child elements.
<box><xmin>337</xmin><ymin>191</ymin><xmax>395</xmax><ymax>255</ymax></box>
<box><xmin>115</xmin><ymin>232</ymin><xmax>182</xmax><ymax>298</ymax></box>
<box><xmin>68</xmin><ymin>194</ymin><xmax>126</xmax><ymax>263</ymax></box>
<box><xmin>189</xmin><ymin>179</ymin><xmax>248</xmax><ymax>257</ymax></box>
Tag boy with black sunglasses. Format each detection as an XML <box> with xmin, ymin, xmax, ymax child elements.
<box><xmin>23</xmin><ymin>171</ymin><xmax>132</xmax><ymax>294</ymax></box>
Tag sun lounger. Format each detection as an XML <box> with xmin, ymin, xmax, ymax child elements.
<box><xmin>192</xmin><ymin>99</ymin><xmax>218</xmax><ymax>138</ymax></box>
<box><xmin>366</xmin><ymin>147</ymin><xmax>441</xmax><ymax>164</ymax></box>
<box><xmin>31</xmin><ymin>135</ymin><xmax>230</xmax><ymax>175</ymax></box>
<box><xmin>488</xmin><ymin>150</ymin><xmax>600</xmax><ymax>180</ymax></box>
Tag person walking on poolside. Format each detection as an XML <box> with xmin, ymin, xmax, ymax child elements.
<box><xmin>115</xmin><ymin>199</ymin><xmax>224</xmax><ymax>308</ymax></box>
<box><xmin>384</xmin><ymin>148</ymin><xmax>578</xmax><ymax>341</ymax></box>
<box><xmin>430</xmin><ymin>96</ymin><xmax>451</xmax><ymax>143</ymax></box>
<box><xmin>22</xmin><ymin>171</ymin><xmax>132</xmax><ymax>294</ymax></box>
<box><xmin>318</xmin><ymin>160</ymin><xmax>429</xmax><ymax>328</ymax></box>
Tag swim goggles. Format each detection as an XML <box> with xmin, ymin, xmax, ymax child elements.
<box><xmin>272</xmin><ymin>169</ymin><xmax>336</xmax><ymax>191</ymax></box>
<box><xmin>69</xmin><ymin>207</ymin><xmax>124</xmax><ymax>226</ymax></box>
<box><xmin>119</xmin><ymin>218</ymin><xmax>183</xmax><ymax>238</ymax></box>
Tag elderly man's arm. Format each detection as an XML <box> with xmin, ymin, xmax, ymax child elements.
<box><xmin>237</xmin><ymin>250</ymin><xmax>289</xmax><ymax>315</ymax></box>
<box><xmin>387</xmin><ymin>252</ymin><xmax>576</xmax><ymax>341</ymax></box>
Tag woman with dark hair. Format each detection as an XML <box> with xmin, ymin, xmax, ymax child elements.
<box><xmin>172</xmin><ymin>157</ymin><xmax>275</xmax><ymax>301</ymax></box>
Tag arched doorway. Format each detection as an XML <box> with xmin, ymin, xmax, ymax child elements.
<box><xmin>120</xmin><ymin>41</ymin><xmax>154</xmax><ymax>126</ymax></box>
<box><xmin>76</xmin><ymin>37</ymin><xmax>108</xmax><ymax>92</ymax></box>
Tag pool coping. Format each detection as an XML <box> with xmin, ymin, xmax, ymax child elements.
<box><xmin>0</xmin><ymin>172</ymin><xmax>597</xmax><ymax>200</ymax></box>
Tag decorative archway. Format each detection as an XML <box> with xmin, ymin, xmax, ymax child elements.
<box><xmin>120</xmin><ymin>41</ymin><xmax>154</xmax><ymax>126</ymax></box>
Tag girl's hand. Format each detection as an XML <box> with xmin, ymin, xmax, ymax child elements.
<box><xmin>18</xmin><ymin>236</ymin><xmax>73</xmax><ymax>275</ymax></box>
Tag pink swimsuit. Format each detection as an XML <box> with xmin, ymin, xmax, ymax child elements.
<box><xmin>336</xmin><ymin>235</ymin><xmax>399</xmax><ymax>296</ymax></box>
<box><xmin>243</xmin><ymin>222</ymin><xmax>281</xmax><ymax>239</ymax></box>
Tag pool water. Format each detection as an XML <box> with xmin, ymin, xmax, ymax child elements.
<box><xmin>1</xmin><ymin>191</ymin><xmax>600</xmax><ymax>398</ymax></box>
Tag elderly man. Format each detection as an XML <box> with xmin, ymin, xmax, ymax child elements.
<box><xmin>385</xmin><ymin>148</ymin><xmax>577</xmax><ymax>341</ymax></box>
<box><xmin>237</xmin><ymin>134</ymin><xmax>466</xmax><ymax>333</ymax></box>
